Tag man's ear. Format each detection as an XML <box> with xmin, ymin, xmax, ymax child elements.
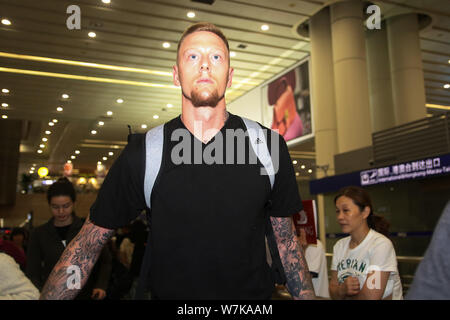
<box><xmin>226</xmin><ymin>67</ymin><xmax>234</xmax><ymax>88</ymax></box>
<box><xmin>173</xmin><ymin>65</ymin><xmax>180</xmax><ymax>87</ymax></box>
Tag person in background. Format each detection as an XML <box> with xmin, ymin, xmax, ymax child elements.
<box><xmin>406</xmin><ymin>200</ymin><xmax>450</xmax><ymax>299</ymax></box>
<box><xmin>10</xmin><ymin>227</ymin><xmax>28</xmax><ymax>254</ymax></box>
<box><xmin>329</xmin><ymin>186</ymin><xmax>403</xmax><ymax>300</ymax></box>
<box><xmin>26</xmin><ymin>177</ymin><xmax>112</xmax><ymax>300</ymax></box>
<box><xmin>297</xmin><ymin>228</ymin><xmax>330</xmax><ymax>298</ymax></box>
<box><xmin>0</xmin><ymin>235</ymin><xmax>26</xmax><ymax>271</ymax></box>
<box><xmin>0</xmin><ymin>251</ymin><xmax>39</xmax><ymax>300</ymax></box>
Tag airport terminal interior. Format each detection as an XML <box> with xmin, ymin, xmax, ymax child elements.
<box><xmin>0</xmin><ymin>0</ymin><xmax>449</xmax><ymax>300</ymax></box>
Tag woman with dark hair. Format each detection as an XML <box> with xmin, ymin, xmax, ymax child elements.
<box><xmin>329</xmin><ymin>186</ymin><xmax>403</xmax><ymax>300</ymax></box>
<box><xmin>26</xmin><ymin>178</ymin><xmax>112</xmax><ymax>300</ymax></box>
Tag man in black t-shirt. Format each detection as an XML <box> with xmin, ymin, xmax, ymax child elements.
<box><xmin>41</xmin><ymin>22</ymin><xmax>315</xmax><ymax>300</ymax></box>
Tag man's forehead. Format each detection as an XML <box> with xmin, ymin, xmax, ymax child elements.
<box><xmin>179</xmin><ymin>31</ymin><xmax>228</xmax><ymax>52</ymax></box>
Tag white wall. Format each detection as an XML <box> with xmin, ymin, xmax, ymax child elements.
<box><xmin>226</xmin><ymin>87</ymin><xmax>264</xmax><ymax>123</ymax></box>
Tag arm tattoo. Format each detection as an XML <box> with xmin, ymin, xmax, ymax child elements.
<box><xmin>40</xmin><ymin>218</ymin><xmax>114</xmax><ymax>300</ymax></box>
<box><xmin>270</xmin><ymin>216</ymin><xmax>315</xmax><ymax>300</ymax></box>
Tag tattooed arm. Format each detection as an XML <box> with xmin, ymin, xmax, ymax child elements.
<box><xmin>40</xmin><ymin>218</ymin><xmax>114</xmax><ymax>300</ymax></box>
<box><xmin>270</xmin><ymin>216</ymin><xmax>315</xmax><ymax>300</ymax></box>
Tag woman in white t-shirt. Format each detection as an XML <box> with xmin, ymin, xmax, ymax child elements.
<box><xmin>329</xmin><ymin>186</ymin><xmax>403</xmax><ymax>300</ymax></box>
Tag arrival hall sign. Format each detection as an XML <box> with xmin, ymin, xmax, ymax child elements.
<box><xmin>309</xmin><ymin>153</ymin><xmax>450</xmax><ymax>195</ymax></box>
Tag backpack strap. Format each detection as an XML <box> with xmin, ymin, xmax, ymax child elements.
<box><xmin>143</xmin><ymin>124</ymin><xmax>165</xmax><ymax>209</ymax></box>
<box><xmin>241</xmin><ymin>117</ymin><xmax>275</xmax><ymax>189</ymax></box>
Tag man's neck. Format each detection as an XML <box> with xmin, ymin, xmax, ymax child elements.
<box><xmin>180</xmin><ymin>100</ymin><xmax>229</xmax><ymax>143</ymax></box>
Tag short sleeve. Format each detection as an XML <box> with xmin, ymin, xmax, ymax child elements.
<box><xmin>267</xmin><ymin>132</ymin><xmax>303</xmax><ymax>217</ymax></box>
<box><xmin>89</xmin><ymin>134</ymin><xmax>147</xmax><ymax>229</ymax></box>
<box><xmin>368</xmin><ymin>238</ymin><xmax>398</xmax><ymax>273</ymax></box>
<box><xmin>331</xmin><ymin>242</ymin><xmax>340</xmax><ymax>271</ymax></box>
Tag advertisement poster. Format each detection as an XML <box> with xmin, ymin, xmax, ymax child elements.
<box><xmin>261</xmin><ymin>58</ymin><xmax>313</xmax><ymax>146</ymax></box>
<box><xmin>293</xmin><ymin>200</ymin><xmax>317</xmax><ymax>245</ymax></box>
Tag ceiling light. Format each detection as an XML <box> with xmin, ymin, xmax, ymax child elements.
<box><xmin>187</xmin><ymin>11</ymin><xmax>196</xmax><ymax>18</ymax></box>
<box><xmin>153</xmin><ymin>114</ymin><xmax>159</xmax><ymax>119</ymax></box>
<box><xmin>141</xmin><ymin>124</ymin><xmax>147</xmax><ymax>129</ymax></box>
<box><xmin>98</xmin><ymin>121</ymin><xmax>104</xmax><ymax>126</ymax></box>
<box><xmin>97</xmin><ymin>161</ymin><xmax>102</xmax><ymax>165</ymax></box>
<box><xmin>108</xmin><ymin>152</ymin><xmax>114</xmax><ymax>156</ymax></box>
<box><xmin>301</xmin><ymin>165</ymin><xmax>305</xmax><ymax>169</ymax></box>
<box><xmin>1</xmin><ymin>103</ymin><xmax>8</xmax><ymax>107</ymax></box>
<box><xmin>162</xmin><ymin>42</ymin><xmax>171</xmax><ymax>49</ymax></box>
<box><xmin>167</xmin><ymin>103</ymin><xmax>173</xmax><ymax>108</ymax></box>
<box><xmin>52</xmin><ymin>119</ymin><xmax>58</xmax><ymax>123</ymax></box>
<box><xmin>48</xmin><ymin>122</ymin><xmax>54</xmax><ymax>126</ymax></box>
<box><xmin>444</xmin><ymin>84</ymin><xmax>450</xmax><ymax>89</ymax></box>
<box><xmin>67</xmin><ymin>160</ymin><xmax>72</xmax><ymax>164</ymax></box>
<box><xmin>88</xmin><ymin>32</ymin><xmax>97</xmax><ymax>38</ymax></box>
<box><xmin>39</xmin><ymin>144</ymin><xmax>45</xmax><ymax>148</ymax></box>
<box><xmin>106</xmin><ymin>111</ymin><xmax>113</xmax><ymax>116</ymax></box>
<box><xmin>42</xmin><ymin>138</ymin><xmax>48</xmax><ymax>142</ymax></box>
<box><xmin>62</xmin><ymin>93</ymin><xmax>69</xmax><ymax>99</ymax></box>
<box><xmin>75</xmin><ymin>150</ymin><xmax>80</xmax><ymax>154</ymax></box>
<box><xmin>2</xmin><ymin>115</ymin><xmax>8</xmax><ymax>119</ymax></box>
<box><xmin>45</xmin><ymin>130</ymin><xmax>51</xmax><ymax>134</ymax></box>
<box><xmin>308</xmin><ymin>169</ymin><xmax>313</xmax><ymax>173</ymax></box>
<box><xmin>37</xmin><ymin>149</ymin><xmax>43</xmax><ymax>154</ymax></box>
<box><xmin>2</xmin><ymin>88</ymin><xmax>9</xmax><ymax>94</ymax></box>
<box><xmin>102</xmin><ymin>0</ymin><xmax>111</xmax><ymax>3</ymax></box>
<box><xmin>91</xmin><ymin>130</ymin><xmax>97</xmax><ymax>135</ymax></box>
<box><xmin>292</xmin><ymin>160</ymin><xmax>298</xmax><ymax>165</ymax></box>
<box><xmin>116</xmin><ymin>98</ymin><xmax>123</xmax><ymax>103</ymax></box>
<box><xmin>295</xmin><ymin>172</ymin><xmax>300</xmax><ymax>176</ymax></box>
<box><xmin>71</xmin><ymin>155</ymin><xmax>76</xmax><ymax>159</ymax></box>
<box><xmin>261</xmin><ymin>24</ymin><xmax>269</xmax><ymax>31</ymax></box>
<box><xmin>230</xmin><ymin>51</ymin><xmax>236</xmax><ymax>58</ymax></box>
<box><xmin>102</xmin><ymin>157</ymin><xmax>107</xmax><ymax>161</ymax></box>
<box><xmin>57</xmin><ymin>106</ymin><xmax>63</xmax><ymax>112</ymax></box>
<box><xmin>1</xmin><ymin>19</ymin><xmax>11</xmax><ymax>26</ymax></box>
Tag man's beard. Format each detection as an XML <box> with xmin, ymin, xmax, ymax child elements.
<box><xmin>182</xmin><ymin>88</ymin><xmax>224</xmax><ymax>108</ymax></box>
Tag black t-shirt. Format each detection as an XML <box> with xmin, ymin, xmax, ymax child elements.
<box><xmin>90</xmin><ymin>112</ymin><xmax>302</xmax><ymax>299</ymax></box>
<box><xmin>55</xmin><ymin>225</ymin><xmax>71</xmax><ymax>242</ymax></box>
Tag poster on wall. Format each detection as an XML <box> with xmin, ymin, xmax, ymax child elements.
<box><xmin>261</xmin><ymin>58</ymin><xmax>313</xmax><ymax>146</ymax></box>
<box><xmin>292</xmin><ymin>200</ymin><xmax>317</xmax><ymax>245</ymax></box>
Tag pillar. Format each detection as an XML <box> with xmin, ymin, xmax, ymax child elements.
<box><xmin>330</xmin><ymin>0</ymin><xmax>372</xmax><ymax>153</ymax></box>
<box><xmin>387</xmin><ymin>14</ymin><xmax>427</xmax><ymax>125</ymax></box>
<box><xmin>0</xmin><ymin>119</ymin><xmax>22</xmax><ymax>205</ymax></box>
<box><xmin>366</xmin><ymin>23</ymin><xmax>396</xmax><ymax>132</ymax></box>
<box><xmin>310</xmin><ymin>7</ymin><xmax>339</xmax><ymax>246</ymax></box>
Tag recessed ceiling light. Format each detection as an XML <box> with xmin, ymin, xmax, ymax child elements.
<box><xmin>37</xmin><ymin>149</ymin><xmax>43</xmax><ymax>154</ymax></box>
<box><xmin>75</xmin><ymin>150</ymin><xmax>80</xmax><ymax>154</ymax></box>
<box><xmin>301</xmin><ymin>165</ymin><xmax>305</xmax><ymax>169</ymax></box>
<box><xmin>71</xmin><ymin>155</ymin><xmax>76</xmax><ymax>159</ymax></box>
<box><xmin>141</xmin><ymin>124</ymin><xmax>147</xmax><ymax>129</ymax></box>
<box><xmin>106</xmin><ymin>111</ymin><xmax>113</xmax><ymax>116</ymax></box>
<box><xmin>102</xmin><ymin>156</ymin><xmax>107</xmax><ymax>161</ymax></box>
<box><xmin>2</xmin><ymin>88</ymin><xmax>9</xmax><ymax>94</ymax></box>
<box><xmin>97</xmin><ymin>161</ymin><xmax>102</xmax><ymax>165</ymax></box>
<box><xmin>295</xmin><ymin>172</ymin><xmax>300</xmax><ymax>176</ymax></box>
<box><xmin>444</xmin><ymin>84</ymin><xmax>450</xmax><ymax>89</ymax></box>
<box><xmin>42</xmin><ymin>137</ymin><xmax>48</xmax><ymax>142</ymax></box>
<box><xmin>230</xmin><ymin>51</ymin><xmax>236</xmax><ymax>58</ymax></box>
<box><xmin>2</xmin><ymin>115</ymin><xmax>8</xmax><ymax>119</ymax></box>
<box><xmin>1</xmin><ymin>103</ymin><xmax>8</xmax><ymax>107</ymax></box>
<box><xmin>45</xmin><ymin>130</ymin><xmax>51</xmax><ymax>135</ymax></box>
<box><xmin>56</xmin><ymin>106</ymin><xmax>63</xmax><ymax>112</ymax></box>
<box><xmin>52</xmin><ymin>119</ymin><xmax>58</xmax><ymax>123</ymax></box>
<box><xmin>167</xmin><ymin>103</ymin><xmax>173</xmax><ymax>108</ymax></box>
<box><xmin>162</xmin><ymin>42</ymin><xmax>171</xmax><ymax>49</ymax></box>
<box><xmin>62</xmin><ymin>94</ymin><xmax>69</xmax><ymax>99</ymax></box>
<box><xmin>308</xmin><ymin>169</ymin><xmax>313</xmax><ymax>173</ymax></box>
<box><xmin>1</xmin><ymin>19</ymin><xmax>11</xmax><ymax>26</ymax></box>
<box><xmin>67</xmin><ymin>160</ymin><xmax>72</xmax><ymax>164</ymax></box>
<box><xmin>102</xmin><ymin>0</ymin><xmax>111</xmax><ymax>3</ymax></box>
<box><xmin>39</xmin><ymin>144</ymin><xmax>45</xmax><ymax>148</ymax></box>
<box><xmin>88</xmin><ymin>31</ymin><xmax>97</xmax><ymax>38</ymax></box>
<box><xmin>292</xmin><ymin>160</ymin><xmax>298</xmax><ymax>165</ymax></box>
<box><xmin>116</xmin><ymin>98</ymin><xmax>123</xmax><ymax>103</ymax></box>
<box><xmin>108</xmin><ymin>152</ymin><xmax>114</xmax><ymax>156</ymax></box>
<box><xmin>187</xmin><ymin>11</ymin><xmax>196</xmax><ymax>18</ymax></box>
<box><xmin>48</xmin><ymin>122</ymin><xmax>54</xmax><ymax>126</ymax></box>
<box><xmin>153</xmin><ymin>114</ymin><xmax>159</xmax><ymax>119</ymax></box>
<box><xmin>261</xmin><ymin>24</ymin><xmax>269</xmax><ymax>31</ymax></box>
<box><xmin>98</xmin><ymin>121</ymin><xmax>104</xmax><ymax>126</ymax></box>
<box><xmin>91</xmin><ymin>130</ymin><xmax>97</xmax><ymax>135</ymax></box>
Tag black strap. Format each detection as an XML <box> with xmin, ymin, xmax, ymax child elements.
<box><xmin>265</xmin><ymin>201</ymin><xmax>286</xmax><ymax>285</ymax></box>
<box><xmin>134</xmin><ymin>209</ymin><xmax>152</xmax><ymax>299</ymax></box>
